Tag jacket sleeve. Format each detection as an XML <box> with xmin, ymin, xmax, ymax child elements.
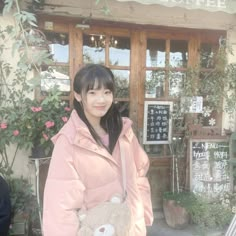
<box><xmin>133</xmin><ymin>136</ymin><xmax>154</xmax><ymax>226</ymax></box>
<box><xmin>43</xmin><ymin>135</ymin><xmax>85</xmax><ymax>236</ymax></box>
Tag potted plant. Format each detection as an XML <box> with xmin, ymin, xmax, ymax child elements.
<box><xmin>162</xmin><ymin>134</ymin><xmax>192</xmax><ymax>229</ymax></box>
<box><xmin>162</xmin><ymin>41</ymin><xmax>236</xmax><ymax>233</ymax></box>
<box><xmin>6</xmin><ymin>176</ymin><xmax>38</xmax><ymax>236</ymax></box>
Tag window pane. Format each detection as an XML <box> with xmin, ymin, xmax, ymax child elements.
<box><xmin>109</xmin><ymin>36</ymin><xmax>130</xmax><ymax>66</ymax></box>
<box><xmin>45</xmin><ymin>32</ymin><xmax>69</xmax><ymax>63</ymax></box>
<box><xmin>169</xmin><ymin>71</ymin><xmax>185</xmax><ymax>97</ymax></box>
<box><xmin>41</xmin><ymin>66</ymin><xmax>70</xmax><ymax>95</ymax></box>
<box><xmin>146</xmin><ymin>39</ymin><xmax>166</xmax><ymax>67</ymax></box>
<box><xmin>200</xmin><ymin>43</ymin><xmax>216</xmax><ymax>69</ymax></box>
<box><xmin>170</xmin><ymin>40</ymin><xmax>188</xmax><ymax>68</ymax></box>
<box><xmin>112</xmin><ymin>70</ymin><xmax>130</xmax><ymax>98</ymax></box>
<box><xmin>83</xmin><ymin>34</ymin><xmax>105</xmax><ymax>64</ymax></box>
<box><xmin>42</xmin><ymin>32</ymin><xmax>70</xmax><ymax>95</ymax></box>
<box><xmin>145</xmin><ymin>70</ymin><xmax>165</xmax><ymax>98</ymax></box>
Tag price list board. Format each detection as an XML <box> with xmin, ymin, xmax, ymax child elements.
<box><xmin>189</xmin><ymin>139</ymin><xmax>230</xmax><ymax>197</ymax></box>
<box><xmin>143</xmin><ymin>101</ymin><xmax>173</xmax><ymax>144</ymax></box>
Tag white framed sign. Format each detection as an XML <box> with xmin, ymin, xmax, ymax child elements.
<box><xmin>143</xmin><ymin>101</ymin><xmax>173</xmax><ymax>144</ymax></box>
<box><xmin>189</xmin><ymin>139</ymin><xmax>230</xmax><ymax>197</ymax></box>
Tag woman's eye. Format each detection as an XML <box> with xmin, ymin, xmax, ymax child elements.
<box><xmin>88</xmin><ymin>90</ymin><xmax>95</xmax><ymax>95</ymax></box>
<box><xmin>105</xmin><ymin>90</ymin><xmax>112</xmax><ymax>94</ymax></box>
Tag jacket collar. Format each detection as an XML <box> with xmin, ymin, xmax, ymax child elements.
<box><xmin>55</xmin><ymin>110</ymin><xmax>134</xmax><ymax>165</ymax></box>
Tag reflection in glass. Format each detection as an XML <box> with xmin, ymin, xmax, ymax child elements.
<box><xmin>83</xmin><ymin>34</ymin><xmax>105</xmax><ymax>64</ymax></box>
<box><xmin>112</xmin><ymin>70</ymin><xmax>130</xmax><ymax>98</ymax></box>
<box><xmin>145</xmin><ymin>70</ymin><xmax>165</xmax><ymax>98</ymax></box>
<box><xmin>200</xmin><ymin>43</ymin><xmax>215</xmax><ymax>68</ymax></box>
<box><xmin>146</xmin><ymin>39</ymin><xmax>166</xmax><ymax>67</ymax></box>
<box><xmin>115</xmin><ymin>101</ymin><xmax>129</xmax><ymax>117</ymax></box>
<box><xmin>44</xmin><ymin>32</ymin><xmax>69</xmax><ymax>63</ymax></box>
<box><xmin>170</xmin><ymin>40</ymin><xmax>188</xmax><ymax>67</ymax></box>
<box><xmin>169</xmin><ymin>71</ymin><xmax>185</xmax><ymax>97</ymax></box>
<box><xmin>109</xmin><ymin>36</ymin><xmax>130</xmax><ymax>66</ymax></box>
<box><xmin>41</xmin><ymin>67</ymin><xmax>70</xmax><ymax>94</ymax></box>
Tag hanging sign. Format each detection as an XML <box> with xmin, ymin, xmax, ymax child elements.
<box><xmin>143</xmin><ymin>101</ymin><xmax>173</xmax><ymax>144</ymax></box>
<box><xmin>181</xmin><ymin>96</ymin><xmax>203</xmax><ymax>113</ymax></box>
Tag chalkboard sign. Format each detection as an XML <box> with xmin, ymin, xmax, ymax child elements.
<box><xmin>190</xmin><ymin>139</ymin><xmax>230</xmax><ymax>197</ymax></box>
<box><xmin>143</xmin><ymin>101</ymin><xmax>173</xmax><ymax>144</ymax></box>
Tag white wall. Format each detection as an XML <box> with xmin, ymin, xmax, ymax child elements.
<box><xmin>0</xmin><ymin>13</ymin><xmax>35</xmax><ymax>186</ymax></box>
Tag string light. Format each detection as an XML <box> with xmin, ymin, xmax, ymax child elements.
<box><xmin>89</xmin><ymin>34</ymin><xmax>118</xmax><ymax>48</ymax></box>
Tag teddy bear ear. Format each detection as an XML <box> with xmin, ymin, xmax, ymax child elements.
<box><xmin>94</xmin><ymin>224</ymin><xmax>115</xmax><ymax>236</ymax></box>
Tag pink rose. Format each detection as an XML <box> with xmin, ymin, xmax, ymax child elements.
<box><xmin>62</xmin><ymin>116</ymin><xmax>68</xmax><ymax>123</ymax></box>
<box><xmin>45</xmin><ymin>121</ymin><xmax>55</xmax><ymax>128</ymax></box>
<box><xmin>31</xmin><ymin>106</ymin><xmax>42</xmax><ymax>112</ymax></box>
<box><xmin>64</xmin><ymin>107</ymin><xmax>71</xmax><ymax>111</ymax></box>
<box><xmin>0</xmin><ymin>123</ymin><xmax>7</xmax><ymax>129</ymax></box>
<box><xmin>43</xmin><ymin>133</ymin><xmax>49</xmax><ymax>141</ymax></box>
<box><xmin>13</xmin><ymin>130</ymin><xmax>19</xmax><ymax>136</ymax></box>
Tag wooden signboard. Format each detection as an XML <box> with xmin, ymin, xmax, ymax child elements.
<box><xmin>189</xmin><ymin>139</ymin><xmax>230</xmax><ymax>197</ymax></box>
<box><xmin>143</xmin><ymin>101</ymin><xmax>173</xmax><ymax>144</ymax></box>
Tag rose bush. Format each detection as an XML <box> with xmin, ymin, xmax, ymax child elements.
<box><xmin>0</xmin><ymin>89</ymin><xmax>71</xmax><ymax>156</ymax></box>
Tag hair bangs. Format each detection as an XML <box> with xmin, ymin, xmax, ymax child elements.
<box><xmin>84</xmin><ymin>67</ymin><xmax>115</xmax><ymax>93</ymax></box>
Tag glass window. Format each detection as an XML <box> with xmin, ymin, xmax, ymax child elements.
<box><xmin>109</xmin><ymin>36</ymin><xmax>130</xmax><ymax>66</ymax></box>
<box><xmin>170</xmin><ymin>40</ymin><xmax>188</xmax><ymax>68</ymax></box>
<box><xmin>41</xmin><ymin>66</ymin><xmax>70</xmax><ymax>94</ymax></box>
<box><xmin>200</xmin><ymin>43</ymin><xmax>216</xmax><ymax>69</ymax></box>
<box><xmin>112</xmin><ymin>70</ymin><xmax>130</xmax><ymax>98</ymax></box>
<box><xmin>41</xmin><ymin>32</ymin><xmax>70</xmax><ymax>95</ymax></box>
<box><xmin>145</xmin><ymin>70</ymin><xmax>165</xmax><ymax>98</ymax></box>
<box><xmin>146</xmin><ymin>39</ymin><xmax>166</xmax><ymax>67</ymax></box>
<box><xmin>83</xmin><ymin>34</ymin><xmax>105</xmax><ymax>64</ymax></box>
<box><xmin>169</xmin><ymin>71</ymin><xmax>186</xmax><ymax>97</ymax></box>
<box><xmin>45</xmin><ymin>32</ymin><xmax>69</xmax><ymax>63</ymax></box>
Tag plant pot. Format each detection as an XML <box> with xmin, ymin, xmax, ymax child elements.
<box><xmin>163</xmin><ymin>199</ymin><xmax>190</xmax><ymax>229</ymax></box>
<box><xmin>10</xmin><ymin>213</ymin><xmax>29</xmax><ymax>236</ymax></box>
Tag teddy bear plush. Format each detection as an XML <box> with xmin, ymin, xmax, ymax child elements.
<box><xmin>78</xmin><ymin>195</ymin><xmax>131</xmax><ymax>236</ymax></box>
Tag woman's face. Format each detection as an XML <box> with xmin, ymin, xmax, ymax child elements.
<box><xmin>75</xmin><ymin>82</ymin><xmax>113</xmax><ymax>124</ymax></box>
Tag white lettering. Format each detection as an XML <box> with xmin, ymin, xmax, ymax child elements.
<box><xmin>218</xmin><ymin>0</ymin><xmax>226</xmax><ymax>8</ymax></box>
<box><xmin>206</xmin><ymin>0</ymin><xmax>217</xmax><ymax>7</ymax></box>
<box><xmin>157</xmin><ymin>0</ymin><xmax>227</xmax><ymax>8</ymax></box>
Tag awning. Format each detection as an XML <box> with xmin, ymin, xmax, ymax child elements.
<box><xmin>117</xmin><ymin>0</ymin><xmax>236</xmax><ymax>14</ymax></box>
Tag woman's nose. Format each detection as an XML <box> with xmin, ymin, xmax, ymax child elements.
<box><xmin>97</xmin><ymin>94</ymin><xmax>105</xmax><ymax>102</ymax></box>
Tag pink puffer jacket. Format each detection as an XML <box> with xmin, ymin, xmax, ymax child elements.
<box><xmin>43</xmin><ymin>110</ymin><xmax>153</xmax><ymax>236</ymax></box>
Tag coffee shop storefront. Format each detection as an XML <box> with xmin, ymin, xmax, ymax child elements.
<box><xmin>31</xmin><ymin>0</ymin><xmax>236</xmax><ymax>212</ymax></box>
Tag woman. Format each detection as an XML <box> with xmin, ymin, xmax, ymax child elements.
<box><xmin>43</xmin><ymin>64</ymin><xmax>153</xmax><ymax>235</ymax></box>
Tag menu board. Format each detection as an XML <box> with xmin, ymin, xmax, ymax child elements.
<box><xmin>189</xmin><ymin>139</ymin><xmax>230</xmax><ymax>197</ymax></box>
<box><xmin>143</xmin><ymin>101</ymin><xmax>173</xmax><ymax>144</ymax></box>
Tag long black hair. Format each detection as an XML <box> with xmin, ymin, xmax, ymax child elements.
<box><xmin>73</xmin><ymin>64</ymin><xmax>123</xmax><ymax>153</ymax></box>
